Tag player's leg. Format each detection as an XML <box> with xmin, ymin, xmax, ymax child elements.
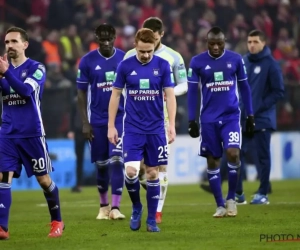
<box><xmin>222</xmin><ymin>120</ymin><xmax>242</xmax><ymax>216</ymax></box>
<box><xmin>123</xmin><ymin>133</ymin><xmax>144</xmax><ymax>231</ymax></box>
<box><xmin>199</xmin><ymin>123</ymin><xmax>225</xmax><ymax>217</ymax></box>
<box><xmin>250</xmin><ymin>129</ymin><xmax>271</xmax><ymax>204</ymax></box>
<box><xmin>156</xmin><ymin>126</ymin><xmax>170</xmax><ymax>223</ymax></box>
<box><xmin>91</xmin><ymin>126</ymin><xmax>111</xmax><ymax>219</ymax></box>
<box><xmin>71</xmin><ymin>129</ymin><xmax>86</xmax><ymax>192</ymax></box>
<box><xmin>156</xmin><ymin>163</ymin><xmax>167</xmax><ymax>223</ymax></box>
<box><xmin>200</xmin><ymin>151</ymin><xmax>227</xmax><ymax>194</ymax></box>
<box><xmin>0</xmin><ymin>138</ymin><xmax>23</xmax><ymax>240</ymax></box>
<box><xmin>138</xmin><ymin>159</ymin><xmax>147</xmax><ymax>190</ymax></box>
<box><xmin>17</xmin><ymin>137</ymin><xmax>64</xmax><ymax>238</ymax></box>
<box><xmin>235</xmin><ymin>133</ymin><xmax>250</xmax><ymax>204</ymax></box>
<box><xmin>0</xmin><ymin>171</ymin><xmax>13</xmax><ymax>240</ymax></box>
<box><xmin>143</xmin><ymin>133</ymin><xmax>168</xmax><ymax>232</ymax></box>
<box><xmin>108</xmin><ymin>122</ymin><xmax>125</xmax><ymax>220</ymax></box>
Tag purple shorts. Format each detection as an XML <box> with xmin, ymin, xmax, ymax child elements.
<box><xmin>122</xmin><ymin>132</ymin><xmax>168</xmax><ymax>167</ymax></box>
<box><xmin>0</xmin><ymin>137</ymin><xmax>53</xmax><ymax>178</ymax></box>
<box><xmin>199</xmin><ymin>120</ymin><xmax>241</xmax><ymax>158</ymax></box>
<box><xmin>90</xmin><ymin>122</ymin><xmax>123</xmax><ymax>163</ymax></box>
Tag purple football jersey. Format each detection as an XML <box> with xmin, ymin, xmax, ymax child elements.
<box><xmin>188</xmin><ymin>50</ymin><xmax>247</xmax><ymax>123</ymax></box>
<box><xmin>0</xmin><ymin>58</ymin><xmax>46</xmax><ymax>138</ymax></box>
<box><xmin>77</xmin><ymin>48</ymin><xmax>125</xmax><ymax>126</ymax></box>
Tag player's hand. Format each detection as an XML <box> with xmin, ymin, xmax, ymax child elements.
<box><xmin>67</xmin><ymin>131</ymin><xmax>75</xmax><ymax>139</ymax></box>
<box><xmin>167</xmin><ymin>125</ymin><xmax>176</xmax><ymax>144</ymax></box>
<box><xmin>0</xmin><ymin>54</ymin><xmax>9</xmax><ymax>74</ymax></box>
<box><xmin>108</xmin><ymin>126</ymin><xmax>118</xmax><ymax>145</ymax></box>
<box><xmin>82</xmin><ymin>122</ymin><xmax>94</xmax><ymax>141</ymax></box>
<box><xmin>245</xmin><ymin>115</ymin><xmax>255</xmax><ymax>138</ymax></box>
<box><xmin>188</xmin><ymin>121</ymin><xmax>199</xmax><ymax>138</ymax></box>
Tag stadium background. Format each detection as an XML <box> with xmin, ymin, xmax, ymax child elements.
<box><xmin>0</xmin><ymin>0</ymin><xmax>300</xmax><ymax>190</ymax></box>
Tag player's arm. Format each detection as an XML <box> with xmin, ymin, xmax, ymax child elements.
<box><xmin>162</xmin><ymin>61</ymin><xmax>176</xmax><ymax>143</ymax></box>
<box><xmin>237</xmin><ymin>56</ymin><xmax>254</xmax><ymax>137</ymax></box>
<box><xmin>174</xmin><ymin>82</ymin><xmax>187</xmax><ymax>96</ymax></box>
<box><xmin>258</xmin><ymin>60</ymin><xmax>285</xmax><ymax>112</ymax></box>
<box><xmin>236</xmin><ymin>57</ymin><xmax>253</xmax><ymax>117</ymax></box>
<box><xmin>165</xmin><ymin>87</ymin><xmax>176</xmax><ymax>125</ymax></box>
<box><xmin>77</xmin><ymin>59</ymin><xmax>89</xmax><ymax>125</ymax></box>
<box><xmin>1</xmin><ymin>56</ymin><xmax>45</xmax><ymax>96</ymax></box>
<box><xmin>173</xmin><ymin>53</ymin><xmax>188</xmax><ymax>96</ymax></box>
<box><xmin>187</xmin><ymin>57</ymin><xmax>200</xmax><ymax>138</ymax></box>
<box><xmin>76</xmin><ymin>58</ymin><xmax>94</xmax><ymax>140</ymax></box>
<box><xmin>108</xmin><ymin>88</ymin><xmax>122</xmax><ymax>127</ymax></box>
<box><xmin>108</xmin><ymin>63</ymin><xmax>125</xmax><ymax>145</ymax></box>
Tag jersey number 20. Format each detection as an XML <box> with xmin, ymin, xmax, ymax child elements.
<box><xmin>32</xmin><ymin>158</ymin><xmax>46</xmax><ymax>172</ymax></box>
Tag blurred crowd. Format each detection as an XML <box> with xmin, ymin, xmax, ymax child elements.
<box><xmin>0</xmin><ymin>0</ymin><xmax>300</xmax><ymax>137</ymax></box>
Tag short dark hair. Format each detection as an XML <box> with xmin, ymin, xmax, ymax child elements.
<box><xmin>142</xmin><ymin>17</ymin><xmax>163</xmax><ymax>34</ymax></box>
<box><xmin>248</xmin><ymin>30</ymin><xmax>266</xmax><ymax>42</ymax></box>
<box><xmin>6</xmin><ymin>27</ymin><xmax>29</xmax><ymax>41</ymax></box>
<box><xmin>95</xmin><ymin>23</ymin><xmax>116</xmax><ymax>38</ymax></box>
<box><xmin>135</xmin><ymin>28</ymin><xmax>156</xmax><ymax>44</ymax></box>
<box><xmin>207</xmin><ymin>26</ymin><xmax>224</xmax><ymax>36</ymax></box>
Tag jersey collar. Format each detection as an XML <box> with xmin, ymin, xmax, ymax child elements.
<box><xmin>208</xmin><ymin>50</ymin><xmax>226</xmax><ymax>60</ymax></box>
<box><xmin>97</xmin><ymin>48</ymin><xmax>116</xmax><ymax>60</ymax></box>
<box><xmin>11</xmin><ymin>57</ymin><xmax>29</xmax><ymax>68</ymax></box>
<box><xmin>135</xmin><ymin>55</ymin><xmax>154</xmax><ymax>65</ymax></box>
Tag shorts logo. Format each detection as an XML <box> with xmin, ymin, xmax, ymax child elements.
<box><xmin>139</xmin><ymin>79</ymin><xmax>150</xmax><ymax>89</ymax></box>
<box><xmin>105</xmin><ymin>71</ymin><xmax>115</xmax><ymax>81</ymax></box>
<box><xmin>123</xmin><ymin>152</ymin><xmax>127</xmax><ymax>158</ymax></box>
<box><xmin>214</xmin><ymin>71</ymin><xmax>224</xmax><ymax>81</ymax></box>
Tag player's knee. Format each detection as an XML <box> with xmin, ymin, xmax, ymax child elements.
<box><xmin>95</xmin><ymin>160</ymin><xmax>109</xmax><ymax>170</ymax></box>
<box><xmin>0</xmin><ymin>172</ymin><xmax>13</xmax><ymax>184</ymax></box>
<box><xmin>110</xmin><ymin>155</ymin><xmax>124</xmax><ymax>164</ymax></box>
<box><xmin>124</xmin><ymin>161</ymin><xmax>140</xmax><ymax>179</ymax></box>
<box><xmin>159</xmin><ymin>165</ymin><xmax>167</xmax><ymax>172</ymax></box>
<box><xmin>146</xmin><ymin>166</ymin><xmax>159</xmax><ymax>180</ymax></box>
<box><xmin>226</xmin><ymin>148</ymin><xmax>240</xmax><ymax>164</ymax></box>
<box><xmin>207</xmin><ymin>156</ymin><xmax>220</xmax><ymax>169</ymax></box>
<box><xmin>36</xmin><ymin>174</ymin><xmax>52</xmax><ymax>189</ymax></box>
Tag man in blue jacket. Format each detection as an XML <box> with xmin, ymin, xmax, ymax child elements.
<box><xmin>236</xmin><ymin>30</ymin><xmax>284</xmax><ymax>204</ymax></box>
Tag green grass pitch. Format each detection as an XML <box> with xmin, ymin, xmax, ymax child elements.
<box><xmin>2</xmin><ymin>180</ymin><xmax>300</xmax><ymax>250</ymax></box>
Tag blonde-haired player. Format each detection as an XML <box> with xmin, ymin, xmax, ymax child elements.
<box><xmin>124</xmin><ymin>17</ymin><xmax>188</xmax><ymax>224</ymax></box>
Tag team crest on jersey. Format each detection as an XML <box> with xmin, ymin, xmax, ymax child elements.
<box><xmin>153</xmin><ymin>69</ymin><xmax>159</xmax><ymax>76</ymax></box>
<box><xmin>21</xmin><ymin>70</ymin><xmax>28</xmax><ymax>78</ymax></box>
<box><xmin>254</xmin><ymin>66</ymin><xmax>261</xmax><ymax>74</ymax></box>
<box><xmin>227</xmin><ymin>62</ymin><xmax>232</xmax><ymax>68</ymax></box>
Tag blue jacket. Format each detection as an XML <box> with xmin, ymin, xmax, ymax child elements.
<box><xmin>241</xmin><ymin>46</ymin><xmax>285</xmax><ymax>131</ymax></box>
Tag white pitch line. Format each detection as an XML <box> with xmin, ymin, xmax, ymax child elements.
<box><xmin>36</xmin><ymin>201</ymin><xmax>300</xmax><ymax>207</ymax></box>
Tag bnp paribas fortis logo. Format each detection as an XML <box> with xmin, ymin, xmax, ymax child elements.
<box><xmin>139</xmin><ymin>79</ymin><xmax>150</xmax><ymax>89</ymax></box>
<box><xmin>214</xmin><ymin>71</ymin><xmax>224</xmax><ymax>81</ymax></box>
